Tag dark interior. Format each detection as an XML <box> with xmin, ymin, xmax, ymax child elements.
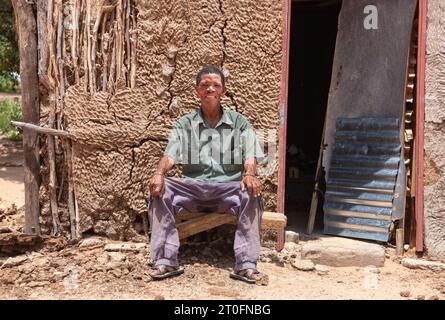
<box><xmin>285</xmin><ymin>0</ymin><xmax>342</xmax><ymax>234</ymax></box>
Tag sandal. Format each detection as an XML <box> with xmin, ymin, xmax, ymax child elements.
<box><xmin>145</xmin><ymin>265</ymin><xmax>184</xmax><ymax>280</ymax></box>
<box><xmin>230</xmin><ymin>269</ymin><xmax>269</xmax><ymax>286</ymax></box>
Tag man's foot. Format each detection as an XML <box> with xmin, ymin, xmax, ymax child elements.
<box><xmin>145</xmin><ymin>265</ymin><xmax>184</xmax><ymax>280</ymax></box>
<box><xmin>229</xmin><ymin>269</ymin><xmax>269</xmax><ymax>286</ymax></box>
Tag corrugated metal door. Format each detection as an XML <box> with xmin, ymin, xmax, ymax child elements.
<box><xmin>324</xmin><ymin>117</ymin><xmax>402</xmax><ymax>241</ymax></box>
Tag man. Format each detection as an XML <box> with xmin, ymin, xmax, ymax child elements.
<box><xmin>147</xmin><ymin>65</ymin><xmax>267</xmax><ymax>284</ymax></box>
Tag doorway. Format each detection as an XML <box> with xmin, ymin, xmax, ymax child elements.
<box><xmin>285</xmin><ymin>0</ymin><xmax>341</xmax><ymax>233</ymax></box>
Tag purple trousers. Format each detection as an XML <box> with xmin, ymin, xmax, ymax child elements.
<box><xmin>147</xmin><ymin>177</ymin><xmax>263</xmax><ymax>271</ymax></box>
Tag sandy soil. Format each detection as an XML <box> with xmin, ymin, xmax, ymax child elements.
<box><xmin>0</xmin><ymin>236</ymin><xmax>444</xmax><ymax>300</ymax></box>
<box><xmin>0</xmin><ymin>136</ymin><xmax>24</xmax><ymax>210</ymax></box>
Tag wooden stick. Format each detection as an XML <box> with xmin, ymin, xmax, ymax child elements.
<box><xmin>72</xmin><ymin>144</ymin><xmax>80</xmax><ymax>238</ymax></box>
<box><xmin>36</xmin><ymin>0</ymin><xmax>49</xmax><ymax>83</ymax></box>
<box><xmin>86</xmin><ymin>0</ymin><xmax>93</xmax><ymax>93</ymax></box>
<box><xmin>46</xmin><ymin>0</ymin><xmax>54</xmax><ymax>89</ymax></box>
<box><xmin>82</xmin><ymin>0</ymin><xmax>88</xmax><ymax>91</ymax></box>
<box><xmin>56</xmin><ymin>0</ymin><xmax>65</xmax><ymax>130</ymax></box>
<box><xmin>116</xmin><ymin>0</ymin><xmax>123</xmax><ymax>81</ymax></box>
<box><xmin>125</xmin><ymin>0</ymin><xmax>130</xmax><ymax>86</ymax></box>
<box><xmin>52</xmin><ymin>1</ymin><xmax>60</xmax><ymax>87</ymax></box>
<box><xmin>396</xmin><ymin>228</ymin><xmax>404</xmax><ymax>256</ymax></box>
<box><xmin>11</xmin><ymin>0</ymin><xmax>41</xmax><ymax>235</ymax></box>
<box><xmin>11</xmin><ymin>121</ymin><xmax>73</xmax><ymax>138</ymax></box>
<box><xmin>100</xmin><ymin>10</ymin><xmax>109</xmax><ymax>91</ymax></box>
<box><xmin>107</xmin><ymin>20</ymin><xmax>117</xmax><ymax>93</ymax></box>
<box><xmin>63</xmin><ymin>138</ymin><xmax>78</xmax><ymax>239</ymax></box>
<box><xmin>91</xmin><ymin>0</ymin><xmax>106</xmax><ymax>93</ymax></box>
<box><xmin>72</xmin><ymin>0</ymin><xmax>80</xmax><ymax>84</ymax></box>
<box><xmin>307</xmin><ymin>111</ymin><xmax>328</xmax><ymax>234</ymax></box>
<box><xmin>129</xmin><ymin>0</ymin><xmax>136</xmax><ymax>89</ymax></box>
<box><xmin>47</xmin><ymin>96</ymin><xmax>61</xmax><ymax>236</ymax></box>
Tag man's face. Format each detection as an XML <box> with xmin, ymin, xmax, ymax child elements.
<box><xmin>195</xmin><ymin>73</ymin><xmax>226</xmax><ymax>107</ymax></box>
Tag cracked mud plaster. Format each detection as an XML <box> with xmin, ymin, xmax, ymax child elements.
<box><xmin>63</xmin><ymin>0</ymin><xmax>283</xmax><ymax>239</ymax></box>
<box><xmin>424</xmin><ymin>1</ymin><xmax>445</xmax><ymax>260</ymax></box>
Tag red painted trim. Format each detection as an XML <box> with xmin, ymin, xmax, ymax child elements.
<box><xmin>415</xmin><ymin>0</ymin><xmax>427</xmax><ymax>252</ymax></box>
<box><xmin>277</xmin><ymin>0</ymin><xmax>291</xmax><ymax>213</ymax></box>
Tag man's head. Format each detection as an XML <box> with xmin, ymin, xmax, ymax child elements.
<box><xmin>195</xmin><ymin>65</ymin><xmax>226</xmax><ymax>109</ymax></box>
<box><xmin>196</xmin><ymin>65</ymin><xmax>225</xmax><ymax>87</ymax></box>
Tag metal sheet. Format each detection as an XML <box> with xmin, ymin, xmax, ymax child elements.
<box><xmin>324</xmin><ymin>117</ymin><xmax>402</xmax><ymax>242</ymax></box>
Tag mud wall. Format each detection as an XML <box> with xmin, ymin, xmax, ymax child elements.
<box><xmin>424</xmin><ymin>0</ymin><xmax>445</xmax><ymax>260</ymax></box>
<box><xmin>60</xmin><ymin>0</ymin><xmax>283</xmax><ymax>239</ymax></box>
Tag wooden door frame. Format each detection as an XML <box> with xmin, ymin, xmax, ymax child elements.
<box><xmin>277</xmin><ymin>0</ymin><xmax>428</xmax><ymax>251</ymax></box>
<box><xmin>415</xmin><ymin>0</ymin><xmax>427</xmax><ymax>252</ymax></box>
<box><xmin>277</xmin><ymin>0</ymin><xmax>291</xmax><ymax>213</ymax></box>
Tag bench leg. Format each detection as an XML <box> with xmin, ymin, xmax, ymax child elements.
<box><xmin>276</xmin><ymin>228</ymin><xmax>285</xmax><ymax>252</ymax></box>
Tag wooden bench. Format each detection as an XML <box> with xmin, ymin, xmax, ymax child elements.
<box><xmin>175</xmin><ymin>211</ymin><xmax>287</xmax><ymax>251</ymax></box>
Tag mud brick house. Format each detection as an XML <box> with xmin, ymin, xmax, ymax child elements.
<box><xmin>11</xmin><ymin>0</ymin><xmax>445</xmax><ymax>260</ymax></box>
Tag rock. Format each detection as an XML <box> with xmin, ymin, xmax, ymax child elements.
<box><xmin>364</xmin><ymin>266</ymin><xmax>380</xmax><ymax>274</ymax></box>
<box><xmin>202</xmin><ymin>247</ymin><xmax>212</xmax><ymax>256</ymax></box>
<box><xmin>314</xmin><ymin>264</ymin><xmax>329</xmax><ymax>275</ymax></box>
<box><xmin>401</xmin><ymin>258</ymin><xmax>445</xmax><ymax>272</ymax></box>
<box><xmin>416</xmin><ymin>295</ymin><xmax>425</xmax><ymax>300</ymax></box>
<box><xmin>18</xmin><ymin>264</ymin><xmax>36</xmax><ymax>274</ymax></box>
<box><xmin>111</xmin><ymin>269</ymin><xmax>122</xmax><ymax>278</ymax></box>
<box><xmin>79</xmin><ymin>238</ymin><xmax>105</xmax><ymax>249</ymax></box>
<box><xmin>26</xmin><ymin>281</ymin><xmax>50</xmax><ymax>288</ymax></box>
<box><xmin>428</xmin><ymin>295</ymin><xmax>439</xmax><ymax>300</ymax></box>
<box><xmin>400</xmin><ymin>290</ymin><xmax>411</xmax><ymax>297</ymax></box>
<box><xmin>104</xmin><ymin>242</ymin><xmax>147</xmax><ymax>253</ymax></box>
<box><xmin>285</xmin><ymin>231</ymin><xmax>299</xmax><ymax>244</ymax></box>
<box><xmin>1</xmin><ymin>255</ymin><xmax>28</xmax><ymax>268</ymax></box>
<box><xmin>291</xmin><ymin>259</ymin><xmax>315</xmax><ymax>271</ymax></box>
<box><xmin>0</xmin><ymin>227</ymin><xmax>12</xmax><ymax>234</ymax></box>
<box><xmin>301</xmin><ymin>237</ymin><xmax>385</xmax><ymax>267</ymax></box>
<box><xmin>154</xmin><ymin>295</ymin><xmax>165</xmax><ymax>300</ymax></box>
<box><xmin>284</xmin><ymin>242</ymin><xmax>299</xmax><ymax>252</ymax></box>
<box><xmin>107</xmin><ymin>252</ymin><xmax>127</xmax><ymax>263</ymax></box>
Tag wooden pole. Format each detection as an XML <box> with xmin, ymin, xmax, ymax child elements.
<box><xmin>11</xmin><ymin>121</ymin><xmax>72</xmax><ymax>138</ymax></box>
<box><xmin>12</xmin><ymin>0</ymin><xmax>41</xmax><ymax>235</ymax></box>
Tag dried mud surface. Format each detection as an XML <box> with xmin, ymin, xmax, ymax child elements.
<box><xmin>62</xmin><ymin>0</ymin><xmax>283</xmax><ymax>239</ymax></box>
<box><xmin>424</xmin><ymin>1</ymin><xmax>445</xmax><ymax>260</ymax></box>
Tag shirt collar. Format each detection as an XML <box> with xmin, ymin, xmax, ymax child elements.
<box><xmin>195</xmin><ymin>107</ymin><xmax>234</xmax><ymax>129</ymax></box>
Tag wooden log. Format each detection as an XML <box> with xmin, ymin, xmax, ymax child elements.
<box><xmin>12</xmin><ymin>0</ymin><xmax>41</xmax><ymax>235</ymax></box>
<box><xmin>177</xmin><ymin>213</ymin><xmax>236</xmax><ymax>241</ymax></box>
<box><xmin>396</xmin><ymin>228</ymin><xmax>404</xmax><ymax>256</ymax></box>
<box><xmin>176</xmin><ymin>211</ymin><xmax>287</xmax><ymax>241</ymax></box>
<box><xmin>11</xmin><ymin>121</ymin><xmax>72</xmax><ymax>138</ymax></box>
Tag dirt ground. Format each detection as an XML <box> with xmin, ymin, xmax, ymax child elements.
<box><xmin>0</xmin><ymin>136</ymin><xmax>444</xmax><ymax>300</ymax></box>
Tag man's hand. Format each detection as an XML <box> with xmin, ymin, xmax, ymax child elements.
<box><xmin>240</xmin><ymin>175</ymin><xmax>262</xmax><ymax>197</ymax></box>
<box><xmin>149</xmin><ymin>174</ymin><xmax>165</xmax><ymax>198</ymax></box>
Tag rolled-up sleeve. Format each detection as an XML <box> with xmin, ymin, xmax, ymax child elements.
<box><xmin>164</xmin><ymin>123</ymin><xmax>183</xmax><ymax>163</ymax></box>
<box><xmin>240</xmin><ymin>120</ymin><xmax>265</xmax><ymax>163</ymax></box>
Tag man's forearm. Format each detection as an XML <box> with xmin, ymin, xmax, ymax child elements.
<box><xmin>244</xmin><ymin>157</ymin><xmax>257</xmax><ymax>175</ymax></box>
<box><xmin>155</xmin><ymin>155</ymin><xmax>175</xmax><ymax>175</ymax></box>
